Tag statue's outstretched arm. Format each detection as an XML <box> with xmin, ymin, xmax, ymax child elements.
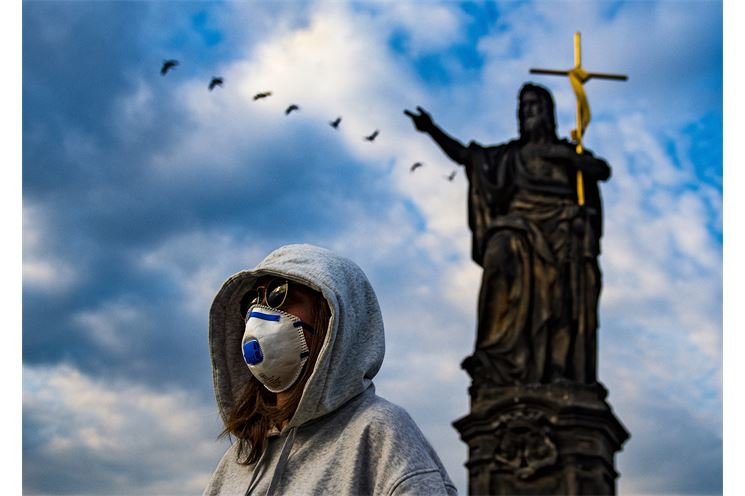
<box><xmin>404</xmin><ymin>106</ymin><xmax>468</xmax><ymax>165</ymax></box>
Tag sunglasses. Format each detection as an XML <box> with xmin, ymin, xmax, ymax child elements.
<box><xmin>240</xmin><ymin>278</ymin><xmax>290</xmax><ymax>318</ymax></box>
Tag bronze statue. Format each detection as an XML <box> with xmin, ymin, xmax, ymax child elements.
<box><xmin>405</xmin><ymin>83</ymin><xmax>611</xmax><ymax>386</ymax></box>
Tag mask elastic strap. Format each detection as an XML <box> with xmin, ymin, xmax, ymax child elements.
<box><xmin>292</xmin><ymin>320</ymin><xmax>315</xmax><ymax>334</ymax></box>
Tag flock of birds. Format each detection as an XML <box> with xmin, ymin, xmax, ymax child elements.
<box><xmin>160</xmin><ymin>59</ymin><xmax>458</xmax><ymax>181</ymax></box>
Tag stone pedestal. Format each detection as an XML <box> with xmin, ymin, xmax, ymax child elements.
<box><xmin>453</xmin><ymin>381</ymin><xmax>629</xmax><ymax>495</ymax></box>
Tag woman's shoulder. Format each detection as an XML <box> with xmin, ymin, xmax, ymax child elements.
<box><xmin>347</xmin><ymin>394</ymin><xmax>457</xmax><ymax>494</ymax></box>
<box><xmin>309</xmin><ymin>388</ymin><xmax>430</xmax><ymax>452</ymax></box>
<box><xmin>345</xmin><ymin>393</ymin><xmax>429</xmax><ymax>443</ymax></box>
<box><xmin>347</xmin><ymin>390</ymin><xmax>412</xmax><ymax>421</ymax></box>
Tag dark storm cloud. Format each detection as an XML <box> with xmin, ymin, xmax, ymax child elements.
<box><xmin>23</xmin><ymin>2</ymin><xmax>146</xmax><ymax>136</ymax></box>
<box><xmin>23</xmin><ymin>1</ymin><xmax>239</xmax><ymax>197</ymax></box>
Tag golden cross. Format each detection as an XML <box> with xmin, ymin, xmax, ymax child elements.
<box><xmin>529</xmin><ymin>32</ymin><xmax>627</xmax><ymax>205</ymax></box>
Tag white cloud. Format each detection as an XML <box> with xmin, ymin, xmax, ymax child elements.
<box><xmin>138</xmin><ymin>229</ymin><xmax>268</xmax><ymax>319</ymax></box>
<box><xmin>23</xmin><ymin>363</ymin><xmax>227</xmax><ymax>495</ymax></box>
<box><xmin>374</xmin><ymin>2</ymin><xmax>466</xmax><ymax>56</ymax></box>
<box><xmin>72</xmin><ymin>300</ymin><xmax>147</xmax><ymax>354</ymax></box>
<box><xmin>589</xmin><ymin>112</ymin><xmax>723</xmax><ymax>489</ymax></box>
<box><xmin>148</xmin><ymin>3</ymin><xmax>418</xmax><ymax>178</ymax></box>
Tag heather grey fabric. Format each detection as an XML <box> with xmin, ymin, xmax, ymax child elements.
<box><xmin>205</xmin><ymin>244</ymin><xmax>456</xmax><ymax>496</ymax></box>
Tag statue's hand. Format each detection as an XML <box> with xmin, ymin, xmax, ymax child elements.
<box><xmin>403</xmin><ymin>106</ymin><xmax>434</xmax><ymax>133</ymax></box>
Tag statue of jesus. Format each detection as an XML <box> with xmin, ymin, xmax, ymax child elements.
<box><xmin>405</xmin><ymin>83</ymin><xmax>612</xmax><ymax>386</ymax></box>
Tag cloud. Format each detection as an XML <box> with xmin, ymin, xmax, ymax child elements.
<box><xmin>375</xmin><ymin>2</ymin><xmax>467</xmax><ymax>56</ymax></box>
<box><xmin>23</xmin><ymin>363</ymin><xmax>228</xmax><ymax>494</ymax></box>
<box><xmin>23</xmin><ymin>203</ymin><xmax>78</xmax><ymax>293</ymax></box>
<box><xmin>590</xmin><ymin>111</ymin><xmax>722</xmax><ymax>493</ymax></box>
<box><xmin>72</xmin><ymin>300</ymin><xmax>150</xmax><ymax>354</ymax></box>
<box><xmin>137</xmin><ymin>228</ymin><xmax>269</xmax><ymax>319</ymax></box>
<box><xmin>614</xmin><ymin>386</ymin><xmax>722</xmax><ymax>495</ymax></box>
<box><xmin>471</xmin><ymin>1</ymin><xmax>722</xmax><ymax>143</ymax></box>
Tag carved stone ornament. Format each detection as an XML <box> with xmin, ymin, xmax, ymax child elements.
<box><xmin>493</xmin><ymin>410</ymin><xmax>558</xmax><ymax>480</ymax></box>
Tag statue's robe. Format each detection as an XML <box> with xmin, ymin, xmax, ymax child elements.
<box><xmin>463</xmin><ymin>139</ymin><xmax>605</xmax><ymax>386</ymax></box>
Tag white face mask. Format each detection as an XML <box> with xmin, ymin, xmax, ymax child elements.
<box><xmin>241</xmin><ymin>305</ymin><xmax>311</xmax><ymax>393</ymax></box>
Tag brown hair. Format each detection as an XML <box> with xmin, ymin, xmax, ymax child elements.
<box><xmin>219</xmin><ymin>283</ymin><xmax>331</xmax><ymax>465</ymax></box>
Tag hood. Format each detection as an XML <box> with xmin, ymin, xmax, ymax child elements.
<box><xmin>209</xmin><ymin>244</ymin><xmax>385</xmax><ymax>429</ymax></box>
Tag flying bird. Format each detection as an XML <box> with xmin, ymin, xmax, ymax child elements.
<box><xmin>445</xmin><ymin>170</ymin><xmax>457</xmax><ymax>181</ymax></box>
<box><xmin>410</xmin><ymin>162</ymin><xmax>424</xmax><ymax>172</ymax></box>
<box><xmin>208</xmin><ymin>77</ymin><xmax>224</xmax><ymax>91</ymax></box>
<box><xmin>160</xmin><ymin>59</ymin><xmax>179</xmax><ymax>76</ymax></box>
<box><xmin>285</xmin><ymin>104</ymin><xmax>300</xmax><ymax>115</ymax></box>
<box><xmin>253</xmin><ymin>91</ymin><xmax>272</xmax><ymax>100</ymax></box>
<box><xmin>364</xmin><ymin>130</ymin><xmax>379</xmax><ymax>141</ymax></box>
<box><xmin>330</xmin><ymin>117</ymin><xmax>342</xmax><ymax>129</ymax></box>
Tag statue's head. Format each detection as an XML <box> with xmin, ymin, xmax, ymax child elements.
<box><xmin>518</xmin><ymin>83</ymin><xmax>558</xmax><ymax>142</ymax></box>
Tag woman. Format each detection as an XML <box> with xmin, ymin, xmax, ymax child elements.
<box><xmin>205</xmin><ymin>244</ymin><xmax>457</xmax><ymax>495</ymax></box>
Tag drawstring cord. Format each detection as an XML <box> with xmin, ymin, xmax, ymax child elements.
<box><xmin>265</xmin><ymin>427</ymin><xmax>297</xmax><ymax>496</ymax></box>
<box><xmin>244</xmin><ymin>426</ymin><xmax>298</xmax><ymax>496</ymax></box>
<box><xmin>244</xmin><ymin>442</ymin><xmax>270</xmax><ymax>496</ymax></box>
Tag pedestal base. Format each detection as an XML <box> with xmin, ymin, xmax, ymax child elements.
<box><xmin>453</xmin><ymin>382</ymin><xmax>629</xmax><ymax>495</ymax></box>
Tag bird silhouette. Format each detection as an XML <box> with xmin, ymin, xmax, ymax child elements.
<box><xmin>330</xmin><ymin>117</ymin><xmax>342</xmax><ymax>129</ymax></box>
<box><xmin>285</xmin><ymin>104</ymin><xmax>300</xmax><ymax>115</ymax></box>
<box><xmin>161</xmin><ymin>59</ymin><xmax>179</xmax><ymax>76</ymax></box>
<box><xmin>410</xmin><ymin>162</ymin><xmax>424</xmax><ymax>172</ymax></box>
<box><xmin>253</xmin><ymin>91</ymin><xmax>272</xmax><ymax>100</ymax></box>
<box><xmin>208</xmin><ymin>77</ymin><xmax>224</xmax><ymax>91</ymax></box>
<box><xmin>445</xmin><ymin>170</ymin><xmax>457</xmax><ymax>181</ymax></box>
<box><xmin>364</xmin><ymin>130</ymin><xmax>379</xmax><ymax>141</ymax></box>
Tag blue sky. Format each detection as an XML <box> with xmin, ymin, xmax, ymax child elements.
<box><xmin>21</xmin><ymin>1</ymin><xmax>723</xmax><ymax>494</ymax></box>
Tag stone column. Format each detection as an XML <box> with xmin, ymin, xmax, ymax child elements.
<box><xmin>453</xmin><ymin>378</ymin><xmax>629</xmax><ymax>495</ymax></box>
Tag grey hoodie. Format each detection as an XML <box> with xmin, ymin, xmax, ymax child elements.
<box><xmin>205</xmin><ymin>244</ymin><xmax>457</xmax><ymax>496</ymax></box>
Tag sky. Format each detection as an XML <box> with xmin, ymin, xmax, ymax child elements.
<box><xmin>20</xmin><ymin>1</ymin><xmax>724</xmax><ymax>494</ymax></box>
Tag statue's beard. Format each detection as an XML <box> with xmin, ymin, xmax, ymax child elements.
<box><xmin>521</xmin><ymin>118</ymin><xmax>553</xmax><ymax>142</ymax></box>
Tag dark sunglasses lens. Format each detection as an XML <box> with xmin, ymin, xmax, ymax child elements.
<box><xmin>266</xmin><ymin>281</ymin><xmax>288</xmax><ymax>308</ymax></box>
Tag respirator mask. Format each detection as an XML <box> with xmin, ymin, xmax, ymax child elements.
<box><xmin>240</xmin><ymin>278</ymin><xmax>316</xmax><ymax>393</ymax></box>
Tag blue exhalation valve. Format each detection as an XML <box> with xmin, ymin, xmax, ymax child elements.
<box><xmin>243</xmin><ymin>339</ymin><xmax>264</xmax><ymax>365</ymax></box>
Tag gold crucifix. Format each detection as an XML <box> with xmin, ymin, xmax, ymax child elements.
<box><xmin>530</xmin><ymin>32</ymin><xmax>627</xmax><ymax>205</ymax></box>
